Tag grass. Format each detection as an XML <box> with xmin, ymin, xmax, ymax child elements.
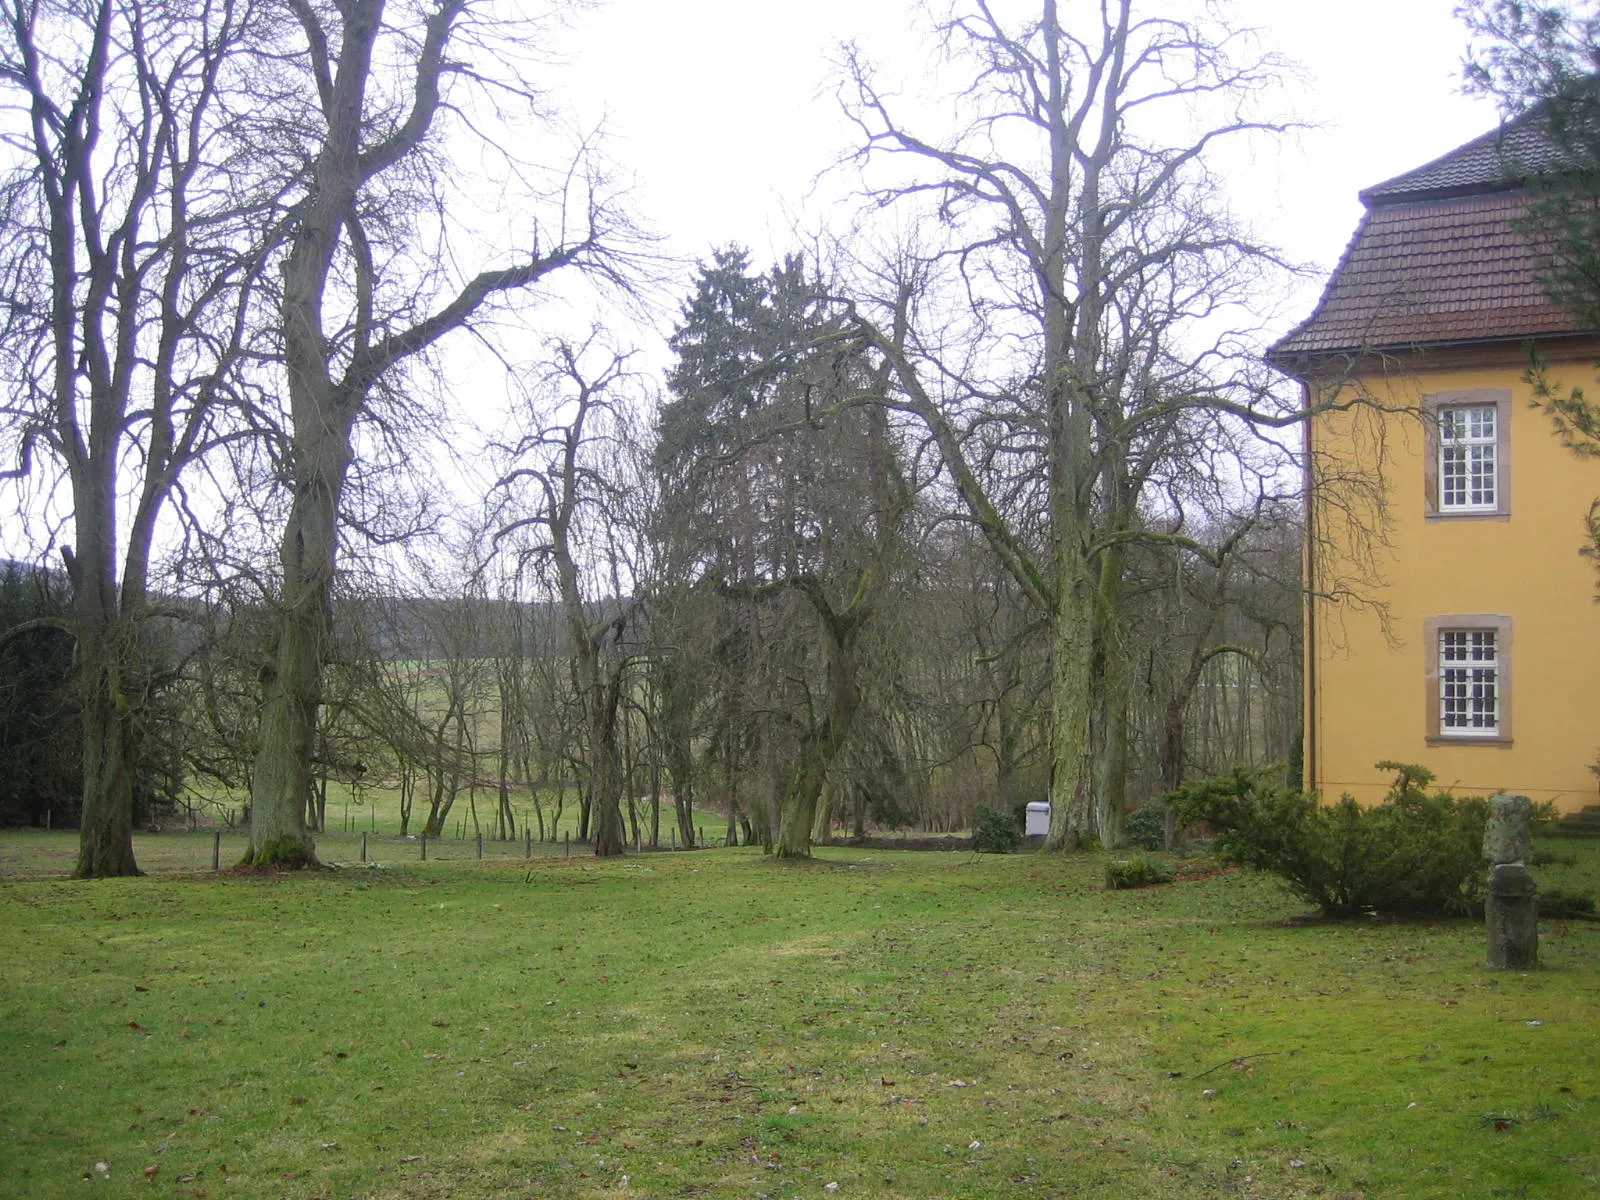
<box><xmin>2</xmin><ymin>841</ymin><xmax>1598</xmax><ymax>1199</ymax></box>
<box><xmin>169</xmin><ymin>778</ymin><xmax>716</xmax><ymax>845</ymax></box>
<box><xmin>2</xmin><ymin>794</ymin><xmax>727</xmax><ymax>880</ymax></box>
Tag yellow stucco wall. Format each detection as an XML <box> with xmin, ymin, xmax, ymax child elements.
<box><xmin>1309</xmin><ymin>362</ymin><xmax>1600</xmax><ymax>810</ymax></box>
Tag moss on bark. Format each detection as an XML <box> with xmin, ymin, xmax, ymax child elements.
<box><xmin>238</xmin><ymin>836</ymin><xmax>320</xmax><ymax>869</ymax></box>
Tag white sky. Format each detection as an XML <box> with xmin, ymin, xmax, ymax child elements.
<box><xmin>551</xmin><ymin>0</ymin><xmax>1502</xmax><ymax>344</ymax></box>
<box><xmin>2</xmin><ymin>0</ymin><xmax>1512</xmax><ymax>569</ymax></box>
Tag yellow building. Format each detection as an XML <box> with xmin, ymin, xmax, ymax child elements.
<box><xmin>1269</xmin><ymin>118</ymin><xmax>1600</xmax><ymax>810</ymax></box>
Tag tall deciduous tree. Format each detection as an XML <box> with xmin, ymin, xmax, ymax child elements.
<box><xmin>0</xmin><ymin>0</ymin><xmax>270</xmax><ymax>876</ymax></box>
<box><xmin>494</xmin><ymin>339</ymin><xmax>647</xmax><ymax>858</ymax></box>
<box><xmin>241</xmin><ymin>0</ymin><xmax>634</xmax><ymax>865</ymax></box>
<box><xmin>838</xmin><ymin>0</ymin><xmax>1295</xmax><ymax>848</ymax></box>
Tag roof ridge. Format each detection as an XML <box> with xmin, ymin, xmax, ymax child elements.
<box><xmin>1359</xmin><ymin>104</ymin><xmax>1579</xmax><ymax>206</ymax></box>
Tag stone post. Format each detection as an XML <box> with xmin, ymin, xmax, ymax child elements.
<box><xmin>1484</xmin><ymin>793</ymin><xmax>1537</xmax><ymax>970</ymax></box>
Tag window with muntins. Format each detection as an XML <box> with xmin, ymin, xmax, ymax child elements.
<box><xmin>1423</xmin><ymin>389</ymin><xmax>1510</xmax><ymax>520</ymax></box>
<box><xmin>1438</xmin><ymin>405</ymin><xmax>1497</xmax><ymax>511</ymax></box>
<box><xmin>1439</xmin><ymin>628</ymin><xmax>1498</xmax><ymax>735</ymax></box>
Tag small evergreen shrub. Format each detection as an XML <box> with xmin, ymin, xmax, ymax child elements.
<box><xmin>1105</xmin><ymin>856</ymin><xmax>1172</xmax><ymax>889</ymax></box>
<box><xmin>971</xmin><ymin>805</ymin><xmax>1022</xmax><ymax>854</ymax></box>
<box><xmin>1529</xmin><ymin>848</ymin><xmax>1578</xmax><ymax>868</ymax></box>
<box><xmin>1538</xmin><ymin>886</ymin><xmax>1597</xmax><ymax>919</ymax></box>
<box><xmin>1165</xmin><ymin>763</ymin><xmax>1489</xmax><ymax>918</ymax></box>
<box><xmin>1125</xmin><ymin>802</ymin><xmax>1167</xmax><ymax>851</ymax></box>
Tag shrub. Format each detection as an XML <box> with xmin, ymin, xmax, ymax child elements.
<box><xmin>1529</xmin><ymin>848</ymin><xmax>1577</xmax><ymax>868</ymax></box>
<box><xmin>971</xmin><ymin>805</ymin><xmax>1022</xmax><ymax>854</ymax></box>
<box><xmin>1538</xmin><ymin>886</ymin><xmax>1597</xmax><ymax>919</ymax></box>
<box><xmin>1125</xmin><ymin>803</ymin><xmax>1167</xmax><ymax>851</ymax></box>
<box><xmin>1165</xmin><ymin>763</ymin><xmax>1489</xmax><ymax>918</ymax></box>
<box><xmin>1105</xmin><ymin>856</ymin><xmax>1172</xmax><ymax>889</ymax></box>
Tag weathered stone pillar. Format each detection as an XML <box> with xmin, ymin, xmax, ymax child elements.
<box><xmin>1485</xmin><ymin>793</ymin><xmax>1537</xmax><ymax>971</ymax></box>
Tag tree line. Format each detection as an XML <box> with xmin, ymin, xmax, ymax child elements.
<box><xmin>0</xmin><ymin>0</ymin><xmax>1315</xmax><ymax>874</ymax></box>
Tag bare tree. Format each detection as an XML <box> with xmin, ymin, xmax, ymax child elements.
<box><xmin>240</xmin><ymin>0</ymin><xmax>638</xmax><ymax>865</ymax></box>
<box><xmin>0</xmin><ymin>0</ymin><xmax>272</xmax><ymax>875</ymax></box>
<box><xmin>494</xmin><ymin>339</ymin><xmax>648</xmax><ymax>857</ymax></box>
<box><xmin>837</xmin><ymin>0</ymin><xmax>1298</xmax><ymax>847</ymax></box>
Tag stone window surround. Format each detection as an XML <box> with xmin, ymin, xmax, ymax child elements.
<box><xmin>1423</xmin><ymin>388</ymin><xmax>1512</xmax><ymax>521</ymax></box>
<box><xmin>1424</xmin><ymin>614</ymin><xmax>1513</xmax><ymax>746</ymax></box>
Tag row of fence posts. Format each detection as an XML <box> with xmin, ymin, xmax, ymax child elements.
<box><xmin>209</xmin><ymin>822</ymin><xmax>715</xmax><ymax>871</ymax></box>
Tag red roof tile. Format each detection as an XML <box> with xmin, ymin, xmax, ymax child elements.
<box><xmin>1267</xmin><ymin>191</ymin><xmax>1588</xmax><ymax>365</ymax></box>
<box><xmin>1359</xmin><ymin>116</ymin><xmax>1579</xmax><ymax>205</ymax></box>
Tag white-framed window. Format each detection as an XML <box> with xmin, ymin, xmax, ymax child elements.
<box><xmin>1424</xmin><ymin>614</ymin><xmax>1513</xmax><ymax>745</ymax></box>
<box><xmin>1438</xmin><ymin>405</ymin><xmax>1498</xmax><ymax>512</ymax></box>
<box><xmin>1423</xmin><ymin>389</ymin><xmax>1511</xmax><ymax>520</ymax></box>
<box><xmin>1439</xmin><ymin>627</ymin><xmax>1499</xmax><ymax>735</ymax></box>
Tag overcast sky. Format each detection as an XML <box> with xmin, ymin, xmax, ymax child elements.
<box><xmin>1</xmin><ymin>0</ymin><xmax>1513</xmax><ymax>566</ymax></box>
<box><xmin>550</xmin><ymin>0</ymin><xmax>1502</xmax><ymax>342</ymax></box>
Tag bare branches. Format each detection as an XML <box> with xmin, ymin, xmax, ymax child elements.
<box><xmin>828</xmin><ymin>1</ymin><xmax>1303</xmax><ymax>847</ymax></box>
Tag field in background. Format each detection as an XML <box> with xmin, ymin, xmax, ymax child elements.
<box><xmin>9</xmin><ymin>776</ymin><xmax>962</xmax><ymax>879</ymax></box>
<box><xmin>0</xmin><ymin>812</ymin><xmax>961</xmax><ymax>881</ymax></box>
<box><xmin>164</xmin><ymin>778</ymin><xmax>662</xmax><ymax>843</ymax></box>
<box><xmin>0</xmin><ymin>812</ymin><xmax>724</xmax><ymax>882</ymax></box>
<box><xmin>3</xmin><ymin>841</ymin><xmax>1599</xmax><ymax>1198</ymax></box>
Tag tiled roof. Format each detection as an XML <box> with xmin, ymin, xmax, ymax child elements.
<box><xmin>1269</xmin><ymin>107</ymin><xmax>1600</xmax><ymax>367</ymax></box>
<box><xmin>1268</xmin><ymin>191</ymin><xmax>1586</xmax><ymax>362</ymax></box>
<box><xmin>1359</xmin><ymin>116</ymin><xmax>1579</xmax><ymax>205</ymax></box>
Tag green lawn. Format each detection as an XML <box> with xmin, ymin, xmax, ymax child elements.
<box><xmin>1</xmin><ymin>795</ymin><xmax>726</xmax><ymax>879</ymax></box>
<box><xmin>2</xmin><ymin>843</ymin><xmax>1597</xmax><ymax>1198</ymax></box>
<box><xmin>167</xmin><ymin>778</ymin><xmax>715</xmax><ymax>847</ymax></box>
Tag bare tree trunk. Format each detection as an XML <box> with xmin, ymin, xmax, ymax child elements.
<box><xmin>246</xmin><ymin>456</ymin><xmax>345</xmax><ymax>865</ymax></box>
<box><xmin>775</xmin><ymin>739</ymin><xmax>833</xmax><ymax>858</ymax></box>
<box><xmin>649</xmin><ymin>748</ymin><xmax>662</xmax><ymax>848</ymax></box>
<box><xmin>74</xmin><ymin>657</ymin><xmax>140</xmax><ymax>878</ymax></box>
<box><xmin>1092</xmin><ymin>541</ymin><xmax>1130</xmax><ymax>849</ymax></box>
<box><xmin>1044</xmin><ymin>576</ymin><xmax>1096</xmax><ymax>849</ymax></box>
<box><xmin>810</xmin><ymin>781</ymin><xmax>833</xmax><ymax>846</ymax></box>
<box><xmin>586</xmin><ymin>699</ymin><xmax>626</xmax><ymax>854</ymax></box>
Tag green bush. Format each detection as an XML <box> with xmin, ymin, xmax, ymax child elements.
<box><xmin>1125</xmin><ymin>803</ymin><xmax>1167</xmax><ymax>851</ymax></box>
<box><xmin>1529</xmin><ymin>848</ymin><xmax>1578</xmax><ymax>868</ymax></box>
<box><xmin>970</xmin><ymin>805</ymin><xmax>1022</xmax><ymax>854</ymax></box>
<box><xmin>1165</xmin><ymin>763</ymin><xmax>1489</xmax><ymax>918</ymax></box>
<box><xmin>1538</xmin><ymin>886</ymin><xmax>1597</xmax><ymax>919</ymax></box>
<box><xmin>1105</xmin><ymin>856</ymin><xmax>1172</xmax><ymax>889</ymax></box>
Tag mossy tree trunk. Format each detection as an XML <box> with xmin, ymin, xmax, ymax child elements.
<box><xmin>773</xmin><ymin>595</ymin><xmax>863</xmax><ymax>859</ymax></box>
<box><xmin>245</xmin><ymin>420</ymin><xmax>349</xmax><ymax>867</ymax></box>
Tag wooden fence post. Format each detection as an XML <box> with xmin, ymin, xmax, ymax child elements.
<box><xmin>421</xmin><ymin>834</ymin><xmax>428</xmax><ymax>861</ymax></box>
<box><xmin>212</xmin><ymin>830</ymin><xmax>221</xmax><ymax>871</ymax></box>
<box><xmin>361</xmin><ymin>832</ymin><xmax>367</xmax><ymax>863</ymax></box>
